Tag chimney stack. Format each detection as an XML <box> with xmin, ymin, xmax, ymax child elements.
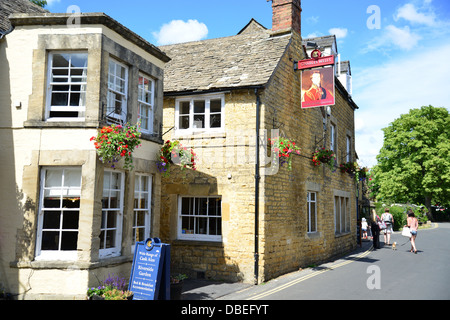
<box><xmin>270</xmin><ymin>0</ymin><xmax>302</xmax><ymax>35</ymax></box>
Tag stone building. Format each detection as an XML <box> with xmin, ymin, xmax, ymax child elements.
<box><xmin>0</xmin><ymin>0</ymin><xmax>169</xmax><ymax>299</ymax></box>
<box><xmin>159</xmin><ymin>0</ymin><xmax>359</xmax><ymax>284</ymax></box>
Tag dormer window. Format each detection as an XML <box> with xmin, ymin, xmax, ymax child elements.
<box><xmin>46</xmin><ymin>52</ymin><xmax>88</xmax><ymax>120</ymax></box>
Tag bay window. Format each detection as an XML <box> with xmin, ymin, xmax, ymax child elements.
<box><xmin>36</xmin><ymin>167</ymin><xmax>81</xmax><ymax>260</ymax></box>
<box><xmin>107</xmin><ymin>58</ymin><xmax>128</xmax><ymax>124</ymax></box>
<box><xmin>138</xmin><ymin>74</ymin><xmax>155</xmax><ymax>134</ymax></box>
<box><xmin>132</xmin><ymin>174</ymin><xmax>152</xmax><ymax>247</ymax></box>
<box><xmin>100</xmin><ymin>170</ymin><xmax>124</xmax><ymax>258</ymax></box>
<box><xmin>46</xmin><ymin>52</ymin><xmax>88</xmax><ymax>120</ymax></box>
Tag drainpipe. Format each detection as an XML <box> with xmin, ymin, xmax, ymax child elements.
<box><xmin>254</xmin><ymin>88</ymin><xmax>261</xmax><ymax>285</ymax></box>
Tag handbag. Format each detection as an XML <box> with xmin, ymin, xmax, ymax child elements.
<box><xmin>378</xmin><ymin>221</ymin><xmax>386</xmax><ymax>230</ymax></box>
<box><xmin>402</xmin><ymin>226</ymin><xmax>411</xmax><ymax>238</ymax></box>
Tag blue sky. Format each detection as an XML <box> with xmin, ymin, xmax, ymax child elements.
<box><xmin>45</xmin><ymin>0</ymin><xmax>450</xmax><ymax>167</ymax></box>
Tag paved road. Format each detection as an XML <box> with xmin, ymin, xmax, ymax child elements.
<box><xmin>219</xmin><ymin>223</ymin><xmax>450</xmax><ymax>300</ymax></box>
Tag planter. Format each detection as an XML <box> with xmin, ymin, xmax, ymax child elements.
<box><xmin>170</xmin><ymin>281</ymin><xmax>183</xmax><ymax>300</ymax></box>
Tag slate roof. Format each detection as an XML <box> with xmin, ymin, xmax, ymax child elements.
<box><xmin>0</xmin><ymin>0</ymin><xmax>47</xmax><ymax>33</ymax></box>
<box><xmin>302</xmin><ymin>35</ymin><xmax>337</xmax><ymax>52</ymax></box>
<box><xmin>159</xmin><ymin>22</ymin><xmax>291</xmax><ymax>94</ymax></box>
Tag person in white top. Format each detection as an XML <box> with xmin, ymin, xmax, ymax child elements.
<box><xmin>381</xmin><ymin>208</ymin><xmax>394</xmax><ymax>246</ymax></box>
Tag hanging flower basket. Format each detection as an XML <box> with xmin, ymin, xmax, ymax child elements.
<box><xmin>339</xmin><ymin>161</ymin><xmax>357</xmax><ymax>174</ymax></box>
<box><xmin>90</xmin><ymin>123</ymin><xmax>142</xmax><ymax>170</ymax></box>
<box><xmin>356</xmin><ymin>166</ymin><xmax>369</xmax><ymax>181</ymax></box>
<box><xmin>269</xmin><ymin>136</ymin><xmax>301</xmax><ymax>170</ymax></box>
<box><xmin>312</xmin><ymin>148</ymin><xmax>336</xmax><ymax>170</ymax></box>
<box><xmin>157</xmin><ymin>140</ymin><xmax>197</xmax><ymax>176</ymax></box>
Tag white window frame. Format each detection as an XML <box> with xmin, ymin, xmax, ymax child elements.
<box><xmin>107</xmin><ymin>58</ymin><xmax>128</xmax><ymax>124</ymax></box>
<box><xmin>100</xmin><ymin>170</ymin><xmax>124</xmax><ymax>258</ymax></box>
<box><xmin>334</xmin><ymin>192</ymin><xmax>351</xmax><ymax>235</ymax></box>
<box><xmin>307</xmin><ymin>191</ymin><xmax>317</xmax><ymax>233</ymax></box>
<box><xmin>35</xmin><ymin>167</ymin><xmax>82</xmax><ymax>261</ymax></box>
<box><xmin>178</xmin><ymin>196</ymin><xmax>222</xmax><ymax>242</ymax></box>
<box><xmin>330</xmin><ymin>122</ymin><xmax>337</xmax><ymax>152</ymax></box>
<box><xmin>175</xmin><ymin>94</ymin><xmax>225</xmax><ymax>134</ymax></box>
<box><xmin>138</xmin><ymin>74</ymin><xmax>155</xmax><ymax>134</ymax></box>
<box><xmin>132</xmin><ymin>174</ymin><xmax>153</xmax><ymax>251</ymax></box>
<box><xmin>45</xmin><ymin>51</ymin><xmax>88</xmax><ymax>121</ymax></box>
<box><xmin>346</xmin><ymin>135</ymin><xmax>352</xmax><ymax>162</ymax></box>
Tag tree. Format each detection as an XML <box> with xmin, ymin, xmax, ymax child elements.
<box><xmin>373</xmin><ymin>105</ymin><xmax>450</xmax><ymax>219</ymax></box>
<box><xmin>29</xmin><ymin>0</ymin><xmax>47</xmax><ymax>8</ymax></box>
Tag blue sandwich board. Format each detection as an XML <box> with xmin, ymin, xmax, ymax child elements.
<box><xmin>128</xmin><ymin>238</ymin><xmax>170</xmax><ymax>300</ymax></box>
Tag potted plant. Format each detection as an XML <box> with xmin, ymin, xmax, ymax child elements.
<box><xmin>87</xmin><ymin>274</ymin><xmax>133</xmax><ymax>300</ymax></box>
<box><xmin>157</xmin><ymin>140</ymin><xmax>197</xmax><ymax>176</ymax></box>
<box><xmin>90</xmin><ymin>122</ymin><xmax>142</xmax><ymax>170</ymax></box>
<box><xmin>312</xmin><ymin>148</ymin><xmax>336</xmax><ymax>170</ymax></box>
<box><xmin>170</xmin><ymin>274</ymin><xmax>188</xmax><ymax>300</ymax></box>
<box><xmin>269</xmin><ymin>136</ymin><xmax>301</xmax><ymax>170</ymax></box>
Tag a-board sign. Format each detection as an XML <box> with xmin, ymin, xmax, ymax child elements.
<box><xmin>128</xmin><ymin>238</ymin><xmax>170</xmax><ymax>300</ymax></box>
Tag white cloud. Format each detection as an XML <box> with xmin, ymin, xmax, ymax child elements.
<box><xmin>46</xmin><ymin>0</ymin><xmax>61</xmax><ymax>6</ymax></box>
<box><xmin>394</xmin><ymin>3</ymin><xmax>437</xmax><ymax>26</ymax></box>
<box><xmin>364</xmin><ymin>25</ymin><xmax>421</xmax><ymax>52</ymax></box>
<box><xmin>152</xmin><ymin>19</ymin><xmax>208</xmax><ymax>46</ymax></box>
<box><xmin>328</xmin><ymin>27</ymin><xmax>348</xmax><ymax>39</ymax></box>
<box><xmin>385</xmin><ymin>25</ymin><xmax>421</xmax><ymax>50</ymax></box>
<box><xmin>352</xmin><ymin>43</ymin><xmax>450</xmax><ymax>167</ymax></box>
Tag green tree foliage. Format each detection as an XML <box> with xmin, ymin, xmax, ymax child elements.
<box><xmin>373</xmin><ymin>105</ymin><xmax>450</xmax><ymax>218</ymax></box>
<box><xmin>29</xmin><ymin>0</ymin><xmax>47</xmax><ymax>8</ymax></box>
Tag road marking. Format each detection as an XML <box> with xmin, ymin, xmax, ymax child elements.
<box><xmin>246</xmin><ymin>246</ymin><xmax>374</xmax><ymax>300</ymax></box>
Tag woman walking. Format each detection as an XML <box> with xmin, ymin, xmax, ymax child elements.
<box><xmin>406</xmin><ymin>210</ymin><xmax>419</xmax><ymax>254</ymax></box>
<box><xmin>381</xmin><ymin>208</ymin><xmax>394</xmax><ymax>245</ymax></box>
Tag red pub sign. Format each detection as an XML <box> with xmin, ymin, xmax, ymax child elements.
<box><xmin>296</xmin><ymin>55</ymin><xmax>335</xmax><ymax>70</ymax></box>
<box><xmin>296</xmin><ymin>54</ymin><xmax>336</xmax><ymax>109</ymax></box>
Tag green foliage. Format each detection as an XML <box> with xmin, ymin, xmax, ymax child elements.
<box><xmin>29</xmin><ymin>0</ymin><xmax>47</xmax><ymax>8</ymax></box>
<box><xmin>372</xmin><ymin>105</ymin><xmax>450</xmax><ymax>213</ymax></box>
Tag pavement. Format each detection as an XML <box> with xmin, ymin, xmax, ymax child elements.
<box><xmin>180</xmin><ymin>238</ymin><xmax>375</xmax><ymax>300</ymax></box>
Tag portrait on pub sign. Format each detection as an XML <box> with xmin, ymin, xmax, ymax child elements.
<box><xmin>301</xmin><ymin>66</ymin><xmax>335</xmax><ymax>109</ymax></box>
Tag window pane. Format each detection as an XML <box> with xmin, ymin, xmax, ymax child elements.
<box><xmin>195</xmin><ymin>198</ymin><xmax>208</xmax><ymax>215</ymax></box>
<box><xmin>194</xmin><ymin>100</ymin><xmax>205</xmax><ymax>114</ymax></box>
<box><xmin>310</xmin><ymin>202</ymin><xmax>316</xmax><ymax>232</ymax></box>
<box><xmin>70</xmin><ymin>53</ymin><xmax>88</xmax><ymax>68</ymax></box>
<box><xmin>51</xmin><ymin>93</ymin><xmax>69</xmax><ymax>106</ymax></box>
<box><xmin>180</xmin><ymin>115</ymin><xmax>190</xmax><ymax>129</ymax></box>
<box><xmin>181</xmin><ymin>197</ymin><xmax>192</xmax><ymax>215</ymax></box>
<box><xmin>193</xmin><ymin>115</ymin><xmax>205</xmax><ymax>129</ymax></box>
<box><xmin>62</xmin><ymin>211</ymin><xmax>79</xmax><ymax>229</ymax></box>
<box><xmin>196</xmin><ymin>217</ymin><xmax>207</xmax><ymax>234</ymax></box>
<box><xmin>43</xmin><ymin>211</ymin><xmax>60</xmax><ymax>229</ymax></box>
<box><xmin>210</xmin><ymin>99</ymin><xmax>221</xmax><ymax>113</ymax></box>
<box><xmin>180</xmin><ymin>101</ymin><xmax>190</xmax><ymax>115</ymax></box>
<box><xmin>53</xmin><ymin>53</ymin><xmax>70</xmax><ymax>68</ymax></box>
<box><xmin>61</xmin><ymin>231</ymin><xmax>78</xmax><ymax>250</ymax></box>
<box><xmin>42</xmin><ymin>231</ymin><xmax>59</xmax><ymax>250</ymax></box>
<box><xmin>210</xmin><ymin>114</ymin><xmax>221</xmax><ymax>128</ymax></box>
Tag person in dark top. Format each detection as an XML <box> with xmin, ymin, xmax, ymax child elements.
<box><xmin>370</xmin><ymin>216</ymin><xmax>380</xmax><ymax>249</ymax></box>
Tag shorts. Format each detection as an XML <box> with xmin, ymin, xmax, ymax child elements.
<box><xmin>410</xmin><ymin>230</ymin><xmax>417</xmax><ymax>236</ymax></box>
<box><xmin>384</xmin><ymin>223</ymin><xmax>393</xmax><ymax>234</ymax></box>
